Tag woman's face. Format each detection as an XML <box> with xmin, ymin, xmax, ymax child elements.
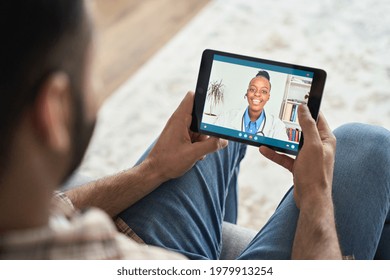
<box><xmin>246</xmin><ymin>77</ymin><xmax>271</xmax><ymax>115</ymax></box>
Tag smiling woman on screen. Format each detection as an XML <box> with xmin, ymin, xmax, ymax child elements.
<box><xmin>230</xmin><ymin>70</ymin><xmax>288</xmax><ymax>141</ymax></box>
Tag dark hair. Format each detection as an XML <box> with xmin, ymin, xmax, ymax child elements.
<box><xmin>255</xmin><ymin>70</ymin><xmax>270</xmax><ymax>81</ymax></box>
<box><xmin>254</xmin><ymin>70</ymin><xmax>271</xmax><ymax>90</ymax></box>
<box><xmin>0</xmin><ymin>0</ymin><xmax>91</xmax><ymax>169</ymax></box>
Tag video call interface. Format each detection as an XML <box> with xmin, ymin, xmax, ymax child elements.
<box><xmin>200</xmin><ymin>54</ymin><xmax>315</xmax><ymax>153</ymax></box>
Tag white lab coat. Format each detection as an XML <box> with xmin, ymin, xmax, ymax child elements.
<box><xmin>216</xmin><ymin>109</ymin><xmax>289</xmax><ymax>141</ymax></box>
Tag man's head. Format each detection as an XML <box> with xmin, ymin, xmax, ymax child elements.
<box><xmin>245</xmin><ymin>70</ymin><xmax>271</xmax><ymax>116</ymax></box>
<box><xmin>0</xmin><ymin>0</ymin><xmax>97</xmax><ymax>183</ymax></box>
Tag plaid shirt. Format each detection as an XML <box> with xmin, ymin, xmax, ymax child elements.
<box><xmin>0</xmin><ymin>192</ymin><xmax>185</xmax><ymax>260</ymax></box>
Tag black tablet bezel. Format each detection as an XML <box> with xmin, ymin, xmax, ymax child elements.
<box><xmin>191</xmin><ymin>49</ymin><xmax>327</xmax><ymax>155</ymax></box>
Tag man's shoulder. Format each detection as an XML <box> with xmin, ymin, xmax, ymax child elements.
<box><xmin>0</xmin><ymin>196</ymin><xmax>185</xmax><ymax>260</ymax></box>
<box><xmin>52</xmin><ymin>207</ymin><xmax>185</xmax><ymax>259</ymax></box>
<box><xmin>0</xmin><ymin>205</ymin><xmax>120</xmax><ymax>259</ymax></box>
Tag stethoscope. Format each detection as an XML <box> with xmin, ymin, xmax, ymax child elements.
<box><xmin>241</xmin><ymin>110</ymin><xmax>267</xmax><ymax>136</ymax></box>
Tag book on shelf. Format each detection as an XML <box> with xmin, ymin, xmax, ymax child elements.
<box><xmin>283</xmin><ymin>103</ymin><xmax>300</xmax><ymax>123</ymax></box>
<box><xmin>286</xmin><ymin>128</ymin><xmax>301</xmax><ymax>142</ymax></box>
<box><xmin>283</xmin><ymin>103</ymin><xmax>293</xmax><ymax>121</ymax></box>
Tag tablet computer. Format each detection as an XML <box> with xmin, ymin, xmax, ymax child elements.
<box><xmin>191</xmin><ymin>49</ymin><xmax>326</xmax><ymax>155</ymax></box>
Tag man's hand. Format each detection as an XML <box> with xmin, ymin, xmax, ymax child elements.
<box><xmin>260</xmin><ymin>105</ymin><xmax>336</xmax><ymax>209</ymax></box>
<box><xmin>144</xmin><ymin>91</ymin><xmax>228</xmax><ymax>182</ymax></box>
<box><xmin>260</xmin><ymin>105</ymin><xmax>341</xmax><ymax>259</ymax></box>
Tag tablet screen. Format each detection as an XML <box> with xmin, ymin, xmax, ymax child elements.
<box><xmin>192</xmin><ymin>50</ymin><xmax>326</xmax><ymax>155</ymax></box>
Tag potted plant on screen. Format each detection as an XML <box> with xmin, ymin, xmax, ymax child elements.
<box><xmin>204</xmin><ymin>79</ymin><xmax>224</xmax><ymax>117</ymax></box>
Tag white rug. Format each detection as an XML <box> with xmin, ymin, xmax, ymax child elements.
<box><xmin>79</xmin><ymin>0</ymin><xmax>390</xmax><ymax>230</ymax></box>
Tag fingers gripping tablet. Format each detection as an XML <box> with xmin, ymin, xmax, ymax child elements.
<box><xmin>191</xmin><ymin>49</ymin><xmax>326</xmax><ymax>155</ymax></box>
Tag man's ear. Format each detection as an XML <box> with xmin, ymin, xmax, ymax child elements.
<box><xmin>32</xmin><ymin>72</ymin><xmax>72</xmax><ymax>153</ymax></box>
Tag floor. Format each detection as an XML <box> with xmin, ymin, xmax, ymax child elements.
<box><xmin>93</xmin><ymin>0</ymin><xmax>210</xmax><ymax>104</ymax></box>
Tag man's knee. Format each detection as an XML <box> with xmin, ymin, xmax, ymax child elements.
<box><xmin>335</xmin><ymin>122</ymin><xmax>389</xmax><ymax>141</ymax></box>
<box><xmin>333</xmin><ymin>123</ymin><xmax>390</xmax><ymax>191</ymax></box>
<box><xmin>334</xmin><ymin>123</ymin><xmax>390</xmax><ymax>158</ymax></box>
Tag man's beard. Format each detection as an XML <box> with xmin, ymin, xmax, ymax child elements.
<box><xmin>61</xmin><ymin>92</ymin><xmax>96</xmax><ymax>184</ymax></box>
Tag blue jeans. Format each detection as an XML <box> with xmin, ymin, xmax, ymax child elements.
<box><xmin>118</xmin><ymin>123</ymin><xmax>390</xmax><ymax>259</ymax></box>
